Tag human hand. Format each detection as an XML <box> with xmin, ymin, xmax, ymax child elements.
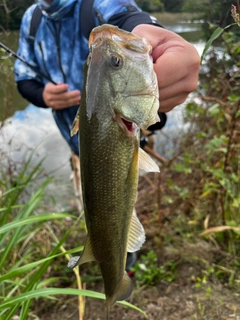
<box><xmin>43</xmin><ymin>82</ymin><xmax>81</xmax><ymax>110</ymax></box>
<box><xmin>132</xmin><ymin>24</ymin><xmax>200</xmax><ymax>112</ymax></box>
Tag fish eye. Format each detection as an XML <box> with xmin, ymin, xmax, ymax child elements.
<box><xmin>110</xmin><ymin>54</ymin><xmax>122</xmax><ymax>68</ymax></box>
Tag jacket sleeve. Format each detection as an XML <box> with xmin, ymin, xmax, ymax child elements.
<box><xmin>17</xmin><ymin>80</ymin><xmax>48</xmax><ymax>108</ymax></box>
<box><xmin>108</xmin><ymin>7</ymin><xmax>163</xmax><ymax>32</ymax></box>
<box><xmin>14</xmin><ymin>5</ymin><xmax>47</xmax><ymax>107</ymax></box>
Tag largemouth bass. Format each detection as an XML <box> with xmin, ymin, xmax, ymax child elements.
<box><xmin>68</xmin><ymin>24</ymin><xmax>160</xmax><ymax>318</ymax></box>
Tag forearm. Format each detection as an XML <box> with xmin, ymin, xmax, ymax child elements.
<box><xmin>17</xmin><ymin>79</ymin><xmax>48</xmax><ymax>108</ymax></box>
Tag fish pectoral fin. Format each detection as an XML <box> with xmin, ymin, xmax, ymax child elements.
<box><xmin>139</xmin><ymin>148</ymin><xmax>160</xmax><ymax>172</ymax></box>
<box><xmin>67</xmin><ymin>237</ymin><xmax>96</xmax><ymax>269</ymax></box>
<box><xmin>70</xmin><ymin>110</ymin><xmax>80</xmax><ymax>137</ymax></box>
<box><xmin>127</xmin><ymin>209</ymin><xmax>145</xmax><ymax>252</ymax></box>
<box><xmin>114</xmin><ymin>271</ymin><xmax>133</xmax><ymax>302</ymax></box>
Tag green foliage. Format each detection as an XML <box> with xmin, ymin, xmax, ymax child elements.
<box><xmin>131</xmin><ymin>252</ymin><xmax>177</xmax><ymax>287</ymax></box>
<box><xmin>0</xmin><ymin>155</ymin><xmax>145</xmax><ymax>319</ymax></box>
<box><xmin>182</xmin><ymin>0</ymin><xmax>209</xmax><ymax>13</ymax></box>
<box><xmin>0</xmin><ymin>287</ymin><xmax>146</xmax><ymax>317</ymax></box>
<box><xmin>0</xmin><ymin>158</ymin><xmax>71</xmax><ymax>319</ymax></box>
<box><xmin>202</xmin><ymin>1</ymin><xmax>240</xmax><ymax>39</ymax></box>
<box><xmin>161</xmin><ymin>0</ymin><xmax>185</xmax><ymax>12</ymax></box>
<box><xmin>201</xmin><ymin>27</ymin><xmax>225</xmax><ymax>61</ymax></box>
<box><xmin>183</xmin><ymin>0</ymin><xmax>235</xmax><ymax>27</ymax></box>
<box><xmin>0</xmin><ymin>46</ymin><xmax>15</xmax><ymax>121</ymax></box>
<box><xmin>0</xmin><ymin>0</ymin><xmax>33</xmax><ymax>30</ymax></box>
<box><xmin>204</xmin><ymin>0</ymin><xmax>235</xmax><ymax>27</ymax></box>
<box><xmin>135</xmin><ymin>0</ymin><xmax>164</xmax><ymax>13</ymax></box>
<box><xmin>160</xmin><ymin>21</ymin><xmax>240</xmax><ymax>256</ymax></box>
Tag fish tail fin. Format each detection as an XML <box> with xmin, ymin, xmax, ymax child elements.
<box><xmin>116</xmin><ymin>271</ymin><xmax>133</xmax><ymax>301</ymax></box>
<box><xmin>105</xmin><ymin>272</ymin><xmax>132</xmax><ymax>319</ymax></box>
<box><xmin>105</xmin><ymin>305</ymin><xmax>110</xmax><ymax>320</ymax></box>
<box><xmin>111</xmin><ymin>271</ymin><xmax>133</xmax><ymax>303</ymax></box>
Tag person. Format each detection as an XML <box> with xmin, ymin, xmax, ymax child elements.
<box><xmin>14</xmin><ymin>0</ymin><xmax>200</xmax><ymax>156</ymax></box>
<box><xmin>14</xmin><ymin>0</ymin><xmax>200</xmax><ymax>269</ymax></box>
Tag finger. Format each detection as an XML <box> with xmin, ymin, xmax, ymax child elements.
<box><xmin>48</xmin><ymin>90</ymin><xmax>80</xmax><ymax>104</ymax></box>
<box><xmin>132</xmin><ymin>24</ymin><xmax>168</xmax><ymax>48</ymax></box>
<box><xmin>48</xmin><ymin>99</ymin><xmax>80</xmax><ymax>109</ymax></box>
<box><xmin>48</xmin><ymin>92</ymin><xmax>81</xmax><ymax>109</ymax></box>
<box><xmin>132</xmin><ymin>25</ymin><xmax>199</xmax><ymax>89</ymax></box>
<box><xmin>155</xmin><ymin>54</ymin><xmax>199</xmax><ymax>92</ymax></box>
<box><xmin>159</xmin><ymin>93</ymin><xmax>189</xmax><ymax>112</ymax></box>
<box><xmin>48</xmin><ymin>99</ymin><xmax>76</xmax><ymax>110</ymax></box>
<box><xmin>62</xmin><ymin>90</ymin><xmax>81</xmax><ymax>103</ymax></box>
<box><xmin>159</xmin><ymin>73</ymin><xmax>197</xmax><ymax>100</ymax></box>
<box><xmin>65</xmin><ymin>96</ymin><xmax>81</xmax><ymax>107</ymax></box>
<box><xmin>47</xmin><ymin>100</ymin><xmax>69</xmax><ymax>109</ymax></box>
<box><xmin>46</xmin><ymin>82</ymin><xmax>69</xmax><ymax>94</ymax></box>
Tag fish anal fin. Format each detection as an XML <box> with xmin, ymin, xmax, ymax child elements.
<box><xmin>71</xmin><ymin>110</ymin><xmax>80</xmax><ymax>136</ymax></box>
<box><xmin>127</xmin><ymin>208</ymin><xmax>145</xmax><ymax>252</ymax></box>
<box><xmin>67</xmin><ymin>237</ymin><xmax>96</xmax><ymax>269</ymax></box>
<box><xmin>139</xmin><ymin>148</ymin><xmax>160</xmax><ymax>172</ymax></box>
<box><xmin>109</xmin><ymin>271</ymin><xmax>133</xmax><ymax>307</ymax></box>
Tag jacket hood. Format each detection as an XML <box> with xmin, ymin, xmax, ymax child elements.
<box><xmin>38</xmin><ymin>0</ymin><xmax>77</xmax><ymax>20</ymax></box>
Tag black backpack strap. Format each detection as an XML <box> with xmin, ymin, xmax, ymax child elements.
<box><xmin>80</xmin><ymin>0</ymin><xmax>97</xmax><ymax>39</ymax></box>
<box><xmin>29</xmin><ymin>5</ymin><xmax>43</xmax><ymax>45</ymax></box>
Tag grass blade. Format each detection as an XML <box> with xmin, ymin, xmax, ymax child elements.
<box><xmin>0</xmin><ymin>213</ymin><xmax>73</xmax><ymax>235</ymax></box>
<box><xmin>0</xmin><ymin>288</ymin><xmax>147</xmax><ymax>317</ymax></box>
<box><xmin>201</xmin><ymin>27</ymin><xmax>224</xmax><ymax>61</ymax></box>
<box><xmin>2</xmin><ymin>232</ymin><xmax>70</xmax><ymax>320</ymax></box>
<box><xmin>0</xmin><ymin>246</ymin><xmax>83</xmax><ymax>282</ymax></box>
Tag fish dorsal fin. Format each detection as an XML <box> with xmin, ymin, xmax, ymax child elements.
<box><xmin>67</xmin><ymin>237</ymin><xmax>96</xmax><ymax>269</ymax></box>
<box><xmin>127</xmin><ymin>209</ymin><xmax>145</xmax><ymax>252</ymax></box>
<box><xmin>70</xmin><ymin>110</ymin><xmax>80</xmax><ymax>137</ymax></box>
<box><xmin>114</xmin><ymin>271</ymin><xmax>133</xmax><ymax>303</ymax></box>
<box><xmin>139</xmin><ymin>148</ymin><xmax>160</xmax><ymax>172</ymax></box>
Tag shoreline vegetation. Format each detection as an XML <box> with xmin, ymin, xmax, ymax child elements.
<box><xmin>154</xmin><ymin>12</ymin><xmax>202</xmax><ymax>22</ymax></box>
<box><xmin>1</xmin><ymin>7</ymin><xmax>240</xmax><ymax>320</ymax></box>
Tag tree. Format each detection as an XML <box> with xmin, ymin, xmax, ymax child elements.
<box><xmin>161</xmin><ymin>0</ymin><xmax>184</xmax><ymax>12</ymax></box>
<box><xmin>135</xmin><ymin>0</ymin><xmax>164</xmax><ymax>13</ymax></box>
<box><xmin>0</xmin><ymin>0</ymin><xmax>33</xmax><ymax>30</ymax></box>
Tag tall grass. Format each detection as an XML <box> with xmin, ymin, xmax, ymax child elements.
<box><xmin>0</xmin><ymin>156</ymin><xmax>71</xmax><ymax>319</ymax></box>
<box><xmin>0</xmin><ymin>153</ymin><xmax>146</xmax><ymax>319</ymax></box>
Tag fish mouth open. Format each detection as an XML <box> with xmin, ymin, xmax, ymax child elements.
<box><xmin>121</xmin><ymin>118</ymin><xmax>134</xmax><ymax>132</ymax></box>
<box><xmin>117</xmin><ymin>115</ymin><xmax>139</xmax><ymax>135</ymax></box>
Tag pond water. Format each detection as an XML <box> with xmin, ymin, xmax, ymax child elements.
<box><xmin>0</xmin><ymin>15</ymin><xmax>206</xmax><ymax>209</ymax></box>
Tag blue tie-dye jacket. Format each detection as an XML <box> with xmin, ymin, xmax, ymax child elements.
<box><xmin>14</xmin><ymin>0</ymin><xmax>143</xmax><ymax>155</ymax></box>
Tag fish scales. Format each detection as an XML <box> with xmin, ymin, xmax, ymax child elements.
<box><xmin>81</xmin><ymin>111</ymin><xmax>138</xmax><ymax>293</ymax></box>
<box><xmin>80</xmin><ymin>102</ymin><xmax>138</xmax><ymax>310</ymax></box>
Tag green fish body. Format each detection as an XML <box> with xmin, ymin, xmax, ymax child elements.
<box><xmin>69</xmin><ymin>24</ymin><xmax>160</xmax><ymax>318</ymax></box>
